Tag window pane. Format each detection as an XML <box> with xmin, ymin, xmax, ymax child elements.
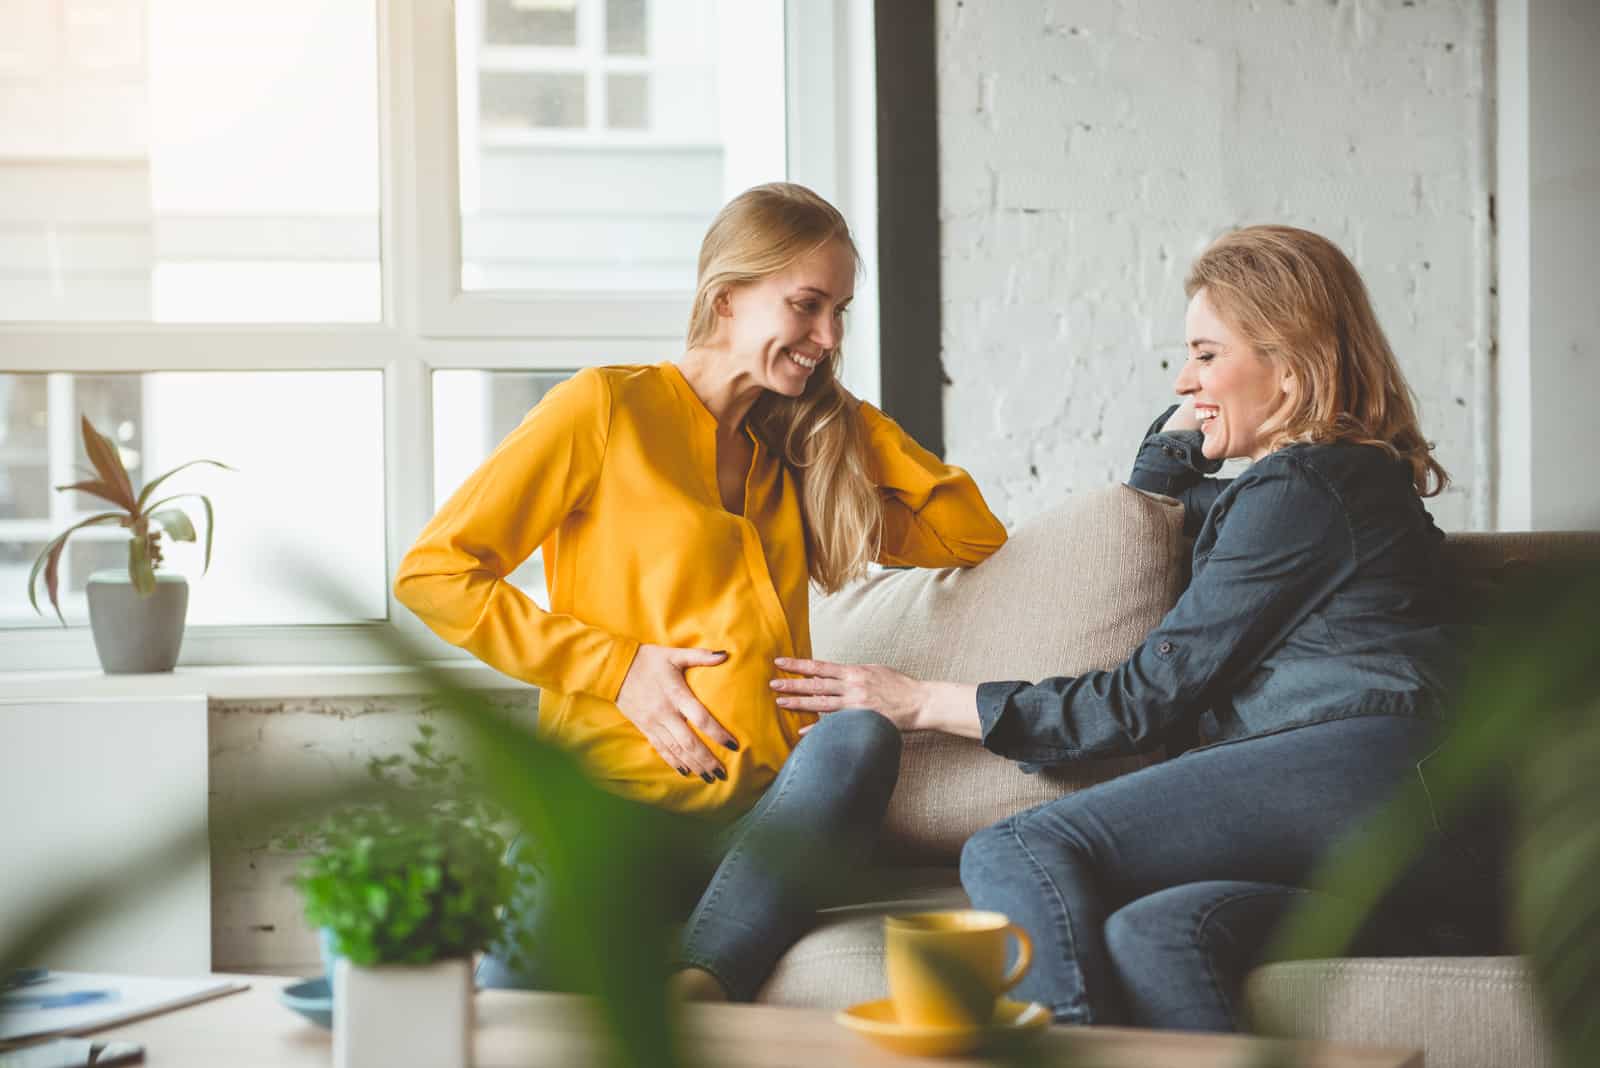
<box><xmin>432</xmin><ymin>370</ymin><xmax>571</xmax><ymax>608</ymax></box>
<box><xmin>0</xmin><ymin>0</ymin><xmax>380</xmax><ymax>323</ymax></box>
<box><xmin>607</xmin><ymin>73</ymin><xmax>649</xmax><ymax>130</ymax></box>
<box><xmin>485</xmin><ymin>0</ymin><xmax>577</xmax><ymax>47</ymax></box>
<box><xmin>456</xmin><ymin>0</ymin><xmax>787</xmax><ymax>294</ymax></box>
<box><xmin>0</xmin><ymin>376</ymin><xmax>49</xmax><ymax>520</ymax></box>
<box><xmin>606</xmin><ymin>0</ymin><xmax>648</xmax><ymax>55</ymax></box>
<box><xmin>480</xmin><ymin>71</ymin><xmax>587</xmax><ymax>132</ymax></box>
<box><xmin>0</xmin><ymin>371</ymin><xmax>386</xmax><ymax>628</ymax></box>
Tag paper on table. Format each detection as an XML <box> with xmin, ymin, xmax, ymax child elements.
<box><xmin>0</xmin><ymin>972</ymin><xmax>246</xmax><ymax>1046</ymax></box>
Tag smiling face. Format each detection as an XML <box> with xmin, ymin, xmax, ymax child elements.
<box><xmin>1177</xmin><ymin>287</ymin><xmax>1294</xmax><ymax>461</ymax></box>
<box><xmin>715</xmin><ymin>239</ymin><xmax>856</xmax><ymax>397</ymax></box>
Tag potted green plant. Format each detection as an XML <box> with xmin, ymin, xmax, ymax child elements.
<box><xmin>282</xmin><ymin>721</ymin><xmax>526</xmax><ymax>1068</ymax></box>
<box><xmin>26</xmin><ymin>414</ymin><xmax>229</xmax><ymax>673</ymax></box>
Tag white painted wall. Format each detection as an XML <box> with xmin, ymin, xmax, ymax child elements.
<box><xmin>936</xmin><ymin>0</ymin><xmax>1493</xmax><ymax>531</ymax></box>
<box><xmin>1496</xmin><ymin>0</ymin><xmax>1600</xmax><ymax>531</ymax></box>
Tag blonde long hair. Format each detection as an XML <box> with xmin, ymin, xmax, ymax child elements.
<box><xmin>1186</xmin><ymin>225</ymin><xmax>1449</xmax><ymax>497</ymax></box>
<box><xmin>686</xmin><ymin>182</ymin><xmax>880</xmax><ymax>592</ymax></box>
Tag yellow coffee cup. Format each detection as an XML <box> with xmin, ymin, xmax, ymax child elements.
<box><xmin>883</xmin><ymin>910</ymin><xmax>1033</xmax><ymax>1029</ymax></box>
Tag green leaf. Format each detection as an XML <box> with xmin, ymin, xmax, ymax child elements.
<box><xmin>145</xmin><ymin>493</ymin><xmax>217</xmax><ymax>573</ymax></box>
<box><xmin>151</xmin><ymin>508</ymin><xmax>197</xmax><ymax>543</ymax></box>
<box><xmin>78</xmin><ymin>415</ymin><xmax>137</xmax><ymax>512</ymax></box>
<box><xmin>135</xmin><ymin>458</ymin><xmax>234</xmax><ymax>514</ymax></box>
<box><xmin>128</xmin><ymin>534</ymin><xmax>156</xmax><ymax>596</ymax></box>
<box><xmin>365</xmin><ymin>885</ymin><xmax>390</xmax><ymax>920</ymax></box>
<box><xmin>28</xmin><ymin>513</ymin><xmax>126</xmax><ymax>624</ymax></box>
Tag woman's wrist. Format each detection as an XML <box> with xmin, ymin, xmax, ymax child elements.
<box><xmin>915</xmin><ymin>680</ymin><xmax>983</xmax><ymax>739</ymax></box>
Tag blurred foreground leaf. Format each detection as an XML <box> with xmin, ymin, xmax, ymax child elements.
<box><xmin>1265</xmin><ymin>560</ymin><xmax>1600</xmax><ymax>1068</ymax></box>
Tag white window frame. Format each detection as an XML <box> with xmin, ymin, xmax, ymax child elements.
<box><xmin>0</xmin><ymin>0</ymin><xmax>877</xmax><ymax>675</ymax></box>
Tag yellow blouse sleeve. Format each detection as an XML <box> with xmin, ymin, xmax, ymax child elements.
<box><xmin>394</xmin><ymin>369</ymin><xmax>640</xmax><ymax>699</ymax></box>
<box><xmin>859</xmin><ymin>402</ymin><xmax>1008</xmax><ymax>568</ymax></box>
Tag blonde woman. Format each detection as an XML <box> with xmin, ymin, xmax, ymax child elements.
<box><xmin>395</xmin><ymin>182</ymin><xmax>1007</xmax><ymax>1000</ymax></box>
<box><xmin>775</xmin><ymin>226</ymin><xmax>1490</xmax><ymax>1029</ymax></box>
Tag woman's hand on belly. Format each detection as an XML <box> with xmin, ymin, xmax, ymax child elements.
<box><xmin>771</xmin><ymin>657</ymin><xmax>926</xmax><ymax>729</ymax></box>
<box><xmin>616</xmin><ymin>643</ymin><xmax>741</xmax><ymax>782</ymax></box>
<box><xmin>772</xmin><ymin>657</ymin><xmax>984</xmax><ymax>739</ymax></box>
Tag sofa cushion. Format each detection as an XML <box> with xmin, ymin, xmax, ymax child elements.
<box><xmin>1246</xmin><ymin>957</ymin><xmax>1553</xmax><ymax>1068</ymax></box>
<box><xmin>809</xmin><ymin>485</ymin><xmax>1189</xmax><ymax>862</ymax></box>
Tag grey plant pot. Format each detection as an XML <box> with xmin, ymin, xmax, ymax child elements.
<box><xmin>85</xmin><ymin>568</ymin><xmax>189</xmax><ymax>674</ymax></box>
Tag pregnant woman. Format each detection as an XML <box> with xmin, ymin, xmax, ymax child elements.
<box><xmin>396</xmin><ymin>182</ymin><xmax>1007</xmax><ymax>1001</ymax></box>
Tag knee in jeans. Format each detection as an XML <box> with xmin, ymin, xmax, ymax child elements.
<box><xmin>804</xmin><ymin>708</ymin><xmax>902</xmax><ymax>774</ymax></box>
<box><xmin>1103</xmin><ymin>901</ymin><xmax>1156</xmax><ymax>964</ymax></box>
<box><xmin>960</xmin><ymin>819</ymin><xmax>1020</xmax><ymax>892</ymax></box>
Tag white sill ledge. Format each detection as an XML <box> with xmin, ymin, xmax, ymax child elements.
<box><xmin>0</xmin><ymin>661</ymin><xmax>536</xmax><ymax>702</ymax></box>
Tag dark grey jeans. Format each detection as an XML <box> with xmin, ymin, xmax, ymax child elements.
<box><xmin>477</xmin><ymin>707</ymin><xmax>902</xmax><ymax>1001</ymax></box>
<box><xmin>960</xmin><ymin>714</ymin><xmax>1500</xmax><ymax>1031</ymax></box>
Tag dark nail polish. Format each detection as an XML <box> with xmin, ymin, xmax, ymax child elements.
<box><xmin>701</xmin><ymin>772</ymin><xmax>715</xmax><ymax>784</ymax></box>
<box><xmin>678</xmin><ymin>766</ymin><xmax>690</xmax><ymax>776</ymax></box>
<box><xmin>724</xmin><ymin>739</ymin><xmax>740</xmax><ymax>752</ymax></box>
<box><xmin>713</xmin><ymin>767</ymin><xmax>727</xmax><ymax>781</ymax></box>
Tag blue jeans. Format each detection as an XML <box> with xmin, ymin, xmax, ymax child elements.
<box><xmin>477</xmin><ymin>708</ymin><xmax>902</xmax><ymax>1001</ymax></box>
<box><xmin>960</xmin><ymin>715</ymin><xmax>1497</xmax><ymax>1031</ymax></box>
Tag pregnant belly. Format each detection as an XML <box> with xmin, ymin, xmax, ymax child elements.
<box><xmin>539</xmin><ymin>650</ymin><xmax>816</xmax><ymax>818</ymax></box>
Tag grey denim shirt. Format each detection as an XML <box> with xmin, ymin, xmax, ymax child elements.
<box><xmin>977</xmin><ymin>408</ymin><xmax>1464</xmax><ymax>767</ymax></box>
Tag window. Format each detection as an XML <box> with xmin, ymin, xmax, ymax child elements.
<box><xmin>0</xmin><ymin>371</ymin><xmax>386</xmax><ymax>628</ymax></box>
<box><xmin>448</xmin><ymin>0</ymin><xmax>787</xmax><ymax>309</ymax></box>
<box><xmin>0</xmin><ymin>0</ymin><xmax>381</xmax><ymax>324</ymax></box>
<box><xmin>0</xmin><ymin>0</ymin><xmax>876</xmax><ymax>672</ymax></box>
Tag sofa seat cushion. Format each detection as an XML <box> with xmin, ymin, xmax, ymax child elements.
<box><xmin>1246</xmin><ymin>957</ymin><xmax>1553</xmax><ymax>1068</ymax></box>
<box><xmin>757</xmin><ymin>872</ymin><xmax>970</xmax><ymax>1008</ymax></box>
<box><xmin>809</xmin><ymin>485</ymin><xmax>1189</xmax><ymax>861</ymax></box>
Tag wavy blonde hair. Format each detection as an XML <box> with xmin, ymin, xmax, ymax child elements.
<box><xmin>1186</xmin><ymin>225</ymin><xmax>1449</xmax><ymax>497</ymax></box>
<box><xmin>686</xmin><ymin>182</ymin><xmax>880</xmax><ymax>592</ymax></box>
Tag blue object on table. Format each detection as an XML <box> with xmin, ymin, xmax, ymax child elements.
<box><xmin>278</xmin><ymin>977</ymin><xmax>333</xmax><ymax>1030</ymax></box>
<box><xmin>0</xmin><ymin>990</ymin><xmax>116</xmax><ymax>1010</ymax></box>
<box><xmin>0</xmin><ymin>969</ymin><xmax>50</xmax><ymax>993</ymax></box>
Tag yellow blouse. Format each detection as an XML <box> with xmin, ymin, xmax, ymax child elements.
<box><xmin>395</xmin><ymin>362</ymin><xmax>1006</xmax><ymax>817</ymax></box>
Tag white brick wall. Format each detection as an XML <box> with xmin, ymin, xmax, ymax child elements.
<box><xmin>937</xmin><ymin>0</ymin><xmax>1491</xmax><ymax>530</ymax></box>
<box><xmin>209</xmin><ymin>694</ymin><xmax>538</xmax><ymax>973</ymax></box>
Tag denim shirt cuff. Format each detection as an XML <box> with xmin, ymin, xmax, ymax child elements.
<box><xmin>977</xmin><ymin>680</ymin><xmax>1055</xmax><ymax>771</ymax></box>
<box><xmin>1127</xmin><ymin>429</ymin><xmax>1223</xmax><ymax>496</ymax></box>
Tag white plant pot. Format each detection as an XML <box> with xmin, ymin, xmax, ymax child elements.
<box><xmin>333</xmin><ymin>956</ymin><xmax>473</xmax><ymax>1068</ymax></box>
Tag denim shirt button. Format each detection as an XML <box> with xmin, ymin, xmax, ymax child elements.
<box><xmin>1157</xmin><ymin>640</ymin><xmax>1174</xmax><ymax>655</ymax></box>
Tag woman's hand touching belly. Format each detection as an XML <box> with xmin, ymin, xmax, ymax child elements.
<box><xmin>614</xmin><ymin>643</ymin><xmax>739</xmax><ymax>782</ymax></box>
<box><xmin>542</xmin><ymin>636</ymin><xmax>816</xmax><ymax>817</ymax></box>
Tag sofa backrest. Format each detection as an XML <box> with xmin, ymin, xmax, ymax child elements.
<box><xmin>811</xmin><ymin>487</ymin><xmax>1600</xmax><ymax>865</ymax></box>
<box><xmin>810</xmin><ymin>485</ymin><xmax>1188</xmax><ymax>862</ymax></box>
<box><xmin>1441</xmin><ymin>531</ymin><xmax>1600</xmax><ymax>614</ymax></box>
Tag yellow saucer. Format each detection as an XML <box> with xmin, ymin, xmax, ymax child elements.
<box><xmin>834</xmin><ymin>997</ymin><xmax>1050</xmax><ymax>1057</ymax></box>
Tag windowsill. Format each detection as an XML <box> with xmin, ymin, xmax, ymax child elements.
<box><xmin>0</xmin><ymin>661</ymin><xmax>535</xmax><ymax>702</ymax></box>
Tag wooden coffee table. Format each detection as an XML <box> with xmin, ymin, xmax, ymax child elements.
<box><xmin>67</xmin><ymin>975</ymin><xmax>1422</xmax><ymax>1067</ymax></box>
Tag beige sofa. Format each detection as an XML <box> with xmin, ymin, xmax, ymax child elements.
<box><xmin>754</xmin><ymin>484</ymin><xmax>1599</xmax><ymax>1068</ymax></box>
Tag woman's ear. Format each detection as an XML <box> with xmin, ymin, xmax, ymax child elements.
<box><xmin>713</xmin><ymin>288</ymin><xmax>734</xmax><ymax>318</ymax></box>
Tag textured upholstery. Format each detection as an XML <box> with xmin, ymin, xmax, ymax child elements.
<box><xmin>808</xmin><ymin>484</ymin><xmax>1187</xmax><ymax>861</ymax></box>
<box><xmin>1246</xmin><ymin>958</ymin><xmax>1555</xmax><ymax>1068</ymax></box>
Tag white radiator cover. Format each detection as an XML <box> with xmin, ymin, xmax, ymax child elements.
<box><xmin>0</xmin><ymin>694</ymin><xmax>210</xmax><ymax>975</ymax></box>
